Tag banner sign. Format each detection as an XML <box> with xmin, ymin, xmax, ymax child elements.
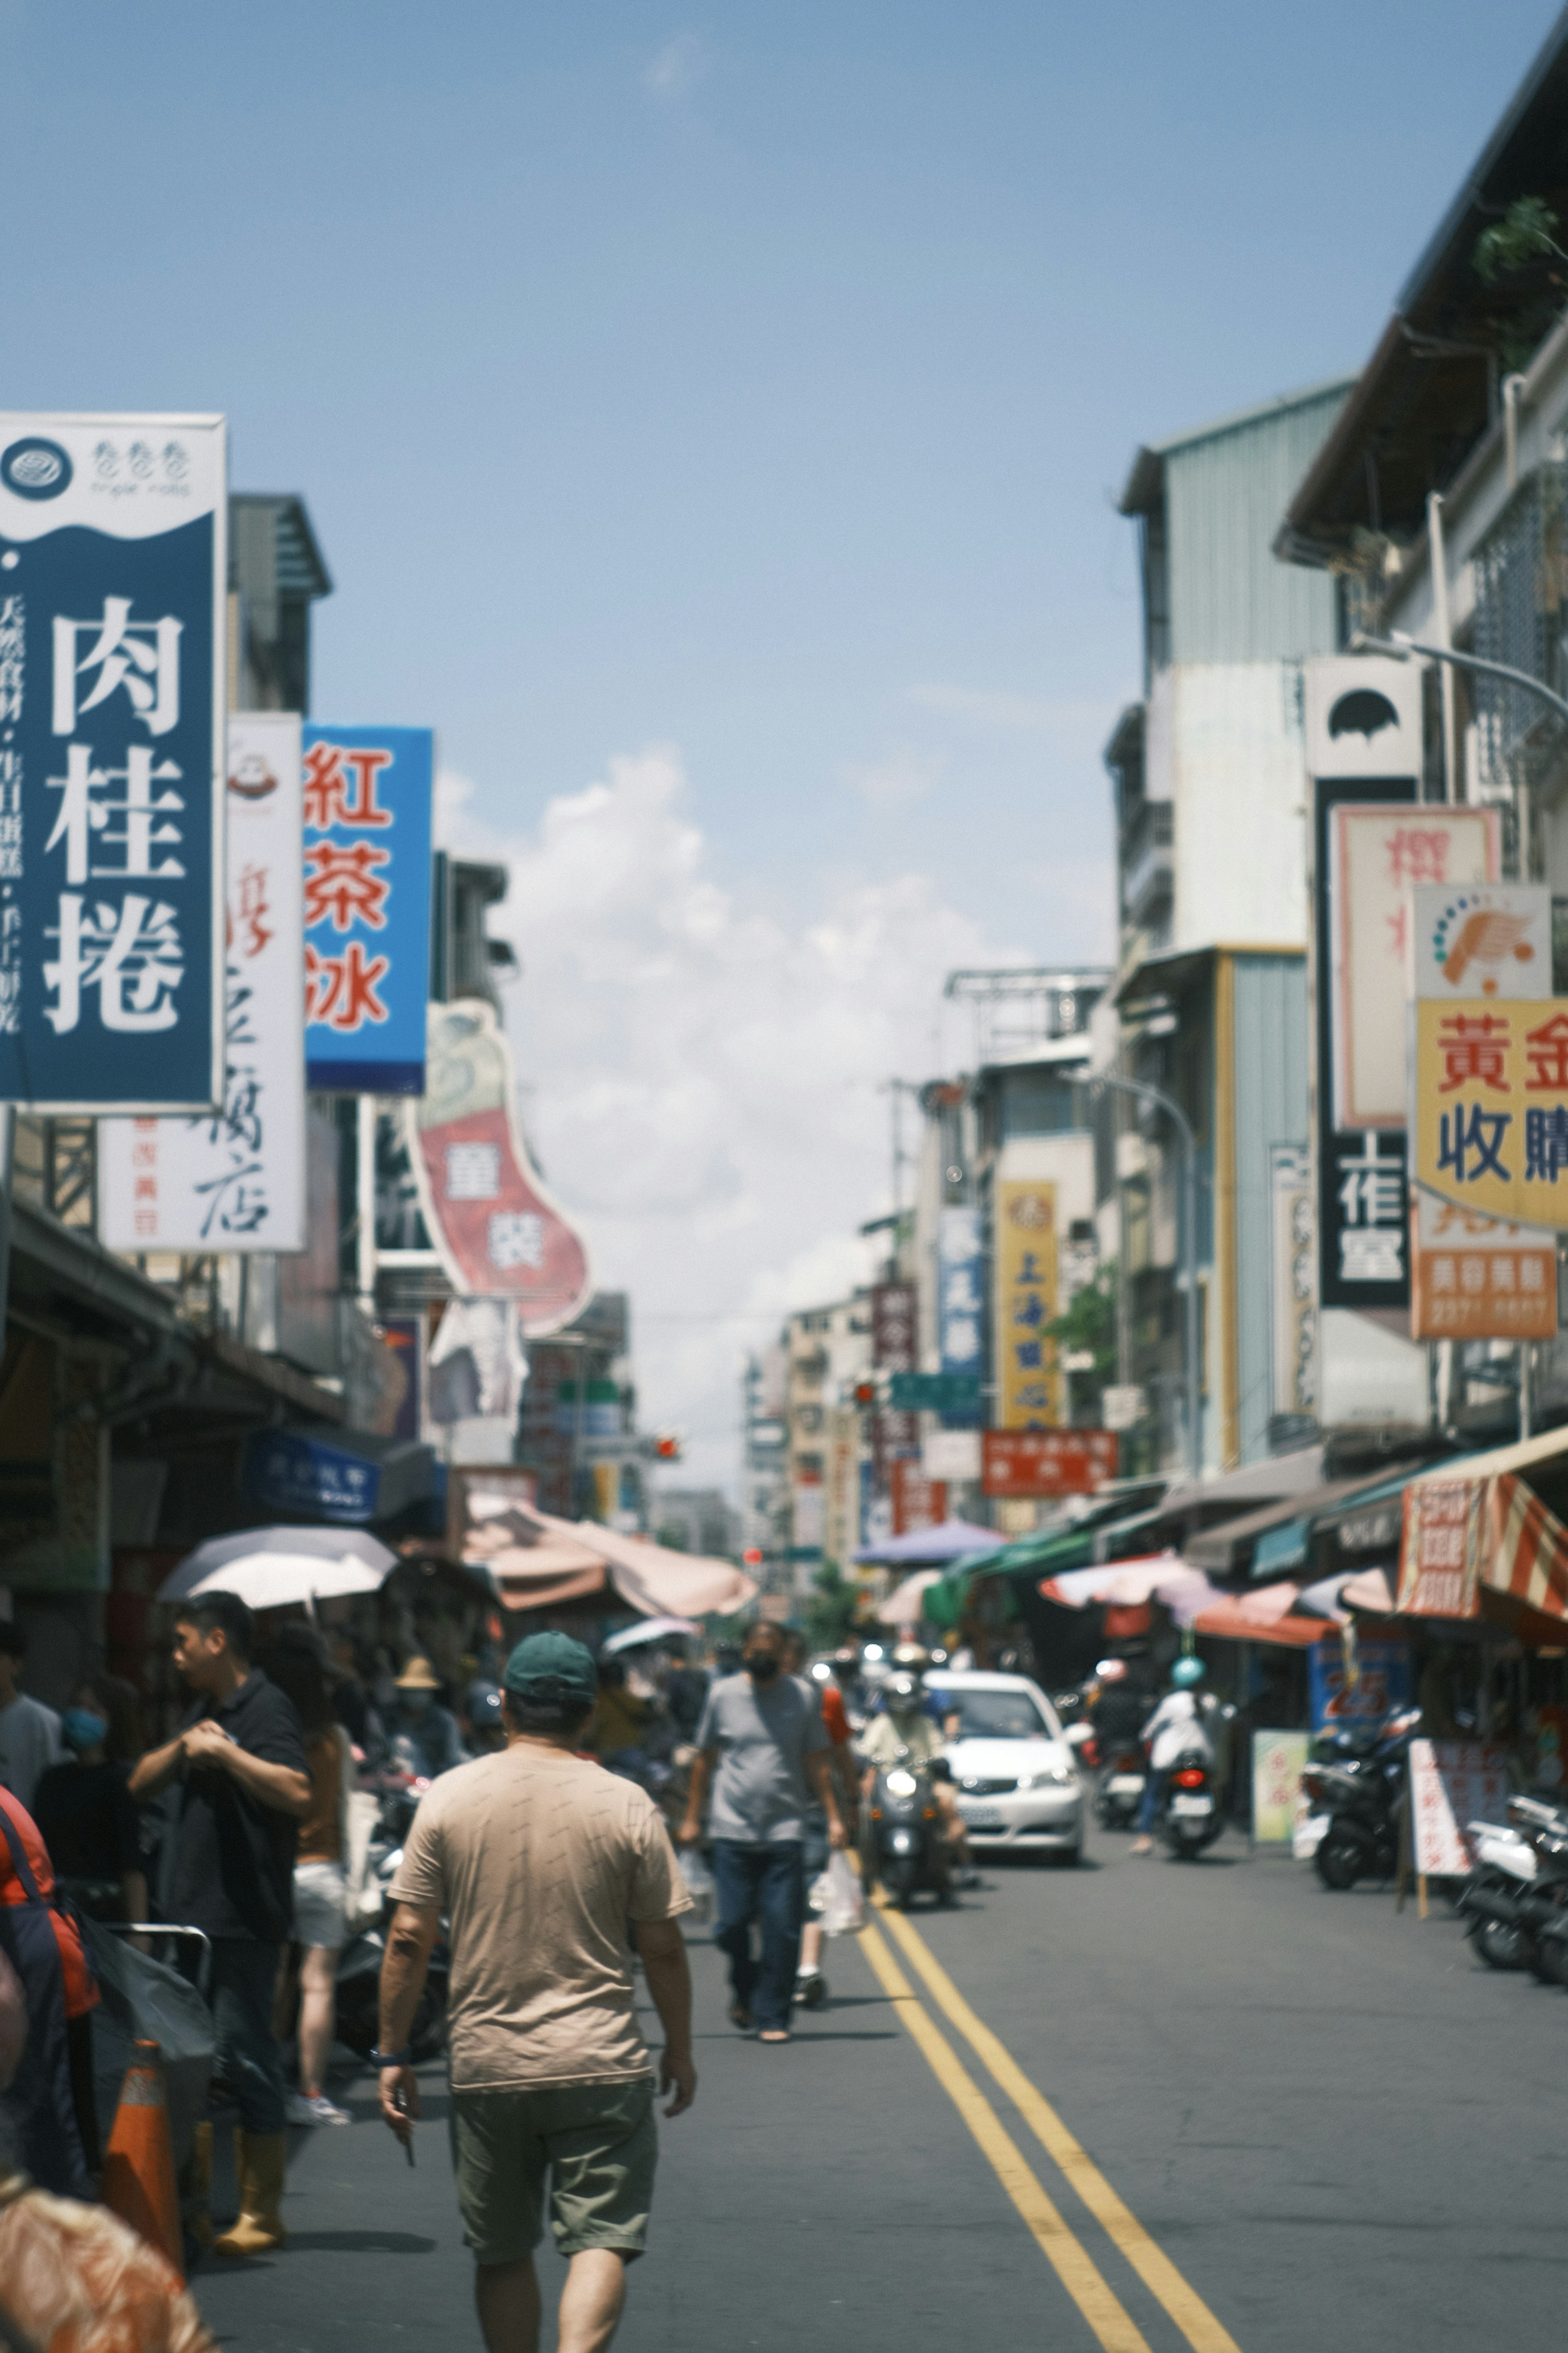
<box><xmin>1408</xmin><ymin>879</ymin><xmax>1550</xmax><ymax>1001</ymax></box>
<box><xmin>302</xmin><ymin>722</ymin><xmax>432</xmax><ymax>1093</ymax></box>
<box><xmin>1411</xmin><ymin>993</ymin><xmax>1568</xmax><ymax>1230</ymax></box>
<box><xmin>1251</xmin><ymin>1730</ymin><xmax>1311</xmax><ymax>1846</ymax></box>
<box><xmin>889</xmin><ymin>1370</ymin><xmax>982</xmax><ymax>1414</ymax></box>
<box><xmin>993</xmin><ymin>1178</ymin><xmax>1062</xmax><ymax>1427</ymax></box>
<box><xmin>1398</xmin><ymin>1478</ymin><xmax>1484</xmax><ymax>1617</ymax></box>
<box><xmin>1330</xmin><ymin>804</ymin><xmax>1497</xmax><ymax>1128</ymax></box>
<box><xmin>1409</xmin><ymin>1738</ymin><xmax>1512</xmax><ymax>1876</ymax></box>
<box><xmin>1409</xmin><ymin>1187</ymin><xmax>1557</xmax><ymax>1341</ymax></box>
<box><xmin>1308</xmin><ymin>1636</ymin><xmax>1411</xmax><ymax>1731</ymax></box>
<box><xmin>99</xmin><ymin>712</ymin><xmax>305</xmax><ymax>1249</ymax></box>
<box><xmin>869</xmin><ymin>1280</ymin><xmax>919</xmax><ymax>1496</ymax></box>
<box><xmin>936</xmin><ymin>1205</ymin><xmax>983</xmax><ymax>1424</ymax></box>
<box><xmin>982</xmin><ymin>1428</ymin><xmax>1117</xmax><ymax>1498</ymax></box>
<box><xmin>891</xmin><ymin>1457</ymin><xmax>946</xmax><ymax>1537</ymax></box>
<box><xmin>0</xmin><ymin>412</ymin><xmax>226</xmax><ymax>1109</ymax></box>
<box><xmin>1268</xmin><ymin>1142</ymin><xmax>1316</xmax><ymax>1419</ymax></box>
<box><xmin>408</xmin><ymin>998</ymin><xmax>591</xmax><ymax>1333</ymax></box>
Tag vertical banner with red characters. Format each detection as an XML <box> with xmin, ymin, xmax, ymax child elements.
<box><xmin>407</xmin><ymin>998</ymin><xmax>592</xmax><ymax>1336</ymax></box>
<box><xmin>98</xmin><ymin>711</ymin><xmax>305</xmax><ymax>1249</ymax></box>
<box><xmin>301</xmin><ymin>723</ymin><xmax>432</xmax><ymax>1094</ymax></box>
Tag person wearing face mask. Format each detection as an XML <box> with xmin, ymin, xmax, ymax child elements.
<box><xmin>32</xmin><ymin>1674</ymin><xmax>147</xmax><ymax>1927</ymax></box>
<box><xmin>857</xmin><ymin>1667</ymin><xmax>971</xmax><ymax>1880</ymax></box>
<box><xmin>678</xmin><ymin>1622</ymin><xmax>846</xmax><ymax>2045</ymax></box>
<box><xmin>387</xmin><ymin>1656</ymin><xmax>467</xmax><ymax>1782</ymax></box>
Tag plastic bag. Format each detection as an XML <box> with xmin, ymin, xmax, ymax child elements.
<box><xmin>676</xmin><ymin>1845</ymin><xmax>714</xmax><ymax>1928</ymax></box>
<box><xmin>84</xmin><ymin>1920</ymin><xmax>214</xmax><ymax>2174</ymax></box>
<box><xmin>808</xmin><ymin>1850</ymin><xmax>864</xmax><ymax>1937</ymax></box>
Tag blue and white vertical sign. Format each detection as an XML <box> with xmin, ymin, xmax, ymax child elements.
<box><xmin>937</xmin><ymin>1205</ymin><xmax>984</xmax><ymax>1425</ymax></box>
<box><xmin>0</xmin><ymin>414</ymin><xmax>226</xmax><ymax>1109</ymax></box>
<box><xmin>302</xmin><ymin>723</ymin><xmax>432</xmax><ymax>1095</ymax></box>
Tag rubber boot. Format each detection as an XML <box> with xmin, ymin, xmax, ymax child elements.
<box><xmin>212</xmin><ymin>2129</ymin><xmax>287</xmax><ymax>2257</ymax></box>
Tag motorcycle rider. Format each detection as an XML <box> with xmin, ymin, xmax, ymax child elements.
<box><xmin>857</xmin><ymin>1663</ymin><xmax>970</xmax><ymax>1878</ymax></box>
<box><xmin>1130</xmin><ymin>1656</ymin><xmax>1213</xmax><ymax>1856</ymax></box>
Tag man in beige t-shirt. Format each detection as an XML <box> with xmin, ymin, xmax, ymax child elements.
<box><xmin>378</xmin><ymin>1632</ymin><xmax>695</xmax><ymax>2353</ymax></box>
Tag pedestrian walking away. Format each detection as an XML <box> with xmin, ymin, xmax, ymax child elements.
<box><xmin>263</xmin><ymin>1623</ymin><xmax>357</xmax><ymax>2127</ymax></box>
<box><xmin>679</xmin><ymin>1620</ymin><xmax>846</xmax><ymax>2044</ymax></box>
<box><xmin>376</xmin><ymin>1630</ymin><xmax>697</xmax><ymax>2353</ymax></box>
<box><xmin>129</xmin><ymin>1590</ymin><xmax>311</xmax><ymax>2257</ymax></box>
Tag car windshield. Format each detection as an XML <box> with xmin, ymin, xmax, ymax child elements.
<box><xmin>940</xmin><ymin>1688</ymin><xmax>1055</xmax><ymax>1742</ymax></box>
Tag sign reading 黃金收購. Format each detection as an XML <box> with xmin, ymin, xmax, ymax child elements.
<box><xmin>302</xmin><ymin>723</ymin><xmax>432</xmax><ymax>1094</ymax></box>
<box><xmin>0</xmin><ymin>413</ymin><xmax>226</xmax><ymax>1110</ymax></box>
<box><xmin>98</xmin><ymin>713</ymin><xmax>305</xmax><ymax>1250</ymax></box>
<box><xmin>1410</xmin><ymin>993</ymin><xmax>1568</xmax><ymax>1230</ymax></box>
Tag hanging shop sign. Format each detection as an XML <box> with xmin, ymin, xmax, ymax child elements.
<box><xmin>869</xmin><ymin>1279</ymin><xmax>919</xmax><ymax>1497</ymax></box>
<box><xmin>302</xmin><ymin>722</ymin><xmax>432</xmax><ymax>1094</ymax></box>
<box><xmin>98</xmin><ymin>711</ymin><xmax>305</xmax><ymax>1249</ymax></box>
<box><xmin>1268</xmin><ymin>1142</ymin><xmax>1316</xmax><ymax>1421</ymax></box>
<box><xmin>1308</xmin><ymin>1637</ymin><xmax>1411</xmax><ymax>1732</ymax></box>
<box><xmin>1398</xmin><ymin>1478</ymin><xmax>1485</xmax><ymax>1617</ymax></box>
<box><xmin>981</xmin><ymin>1429</ymin><xmax>1117</xmax><ymax>1499</ymax></box>
<box><xmin>936</xmin><ymin>1205</ymin><xmax>983</xmax><ymax>1425</ymax></box>
<box><xmin>891</xmin><ymin>1457</ymin><xmax>946</xmax><ymax>1537</ymax></box>
<box><xmin>0</xmin><ymin>412</ymin><xmax>227</xmax><ymax>1109</ymax></box>
<box><xmin>1304</xmin><ymin>655</ymin><xmax>1424</xmax><ymax>784</ymax></box>
<box><xmin>407</xmin><ymin>997</ymin><xmax>591</xmax><ymax>1333</ymax></box>
<box><xmin>992</xmin><ymin>1178</ymin><xmax>1062</xmax><ymax>1427</ymax></box>
<box><xmin>1410</xmin><ymin>993</ymin><xmax>1568</xmax><ymax>1230</ymax></box>
<box><xmin>1408</xmin><ymin>1188</ymin><xmax>1557</xmax><ymax>1341</ymax></box>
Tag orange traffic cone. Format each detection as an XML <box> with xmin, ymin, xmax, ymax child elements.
<box><xmin>101</xmin><ymin>2038</ymin><xmax>183</xmax><ymax>2278</ymax></box>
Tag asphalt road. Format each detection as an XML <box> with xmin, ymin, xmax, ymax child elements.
<box><xmin>191</xmin><ymin>1823</ymin><xmax>1565</xmax><ymax>2352</ymax></box>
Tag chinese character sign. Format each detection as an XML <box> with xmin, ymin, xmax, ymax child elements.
<box><xmin>407</xmin><ymin>998</ymin><xmax>592</xmax><ymax>1334</ymax></box>
<box><xmin>993</xmin><ymin>1179</ymin><xmax>1062</xmax><ymax>1427</ymax></box>
<box><xmin>1409</xmin><ymin>1187</ymin><xmax>1556</xmax><ymax>1342</ymax></box>
<box><xmin>302</xmin><ymin>723</ymin><xmax>432</xmax><ymax>1093</ymax></box>
<box><xmin>869</xmin><ymin>1279</ymin><xmax>919</xmax><ymax>1496</ymax></box>
<box><xmin>891</xmin><ymin>1457</ymin><xmax>946</xmax><ymax>1537</ymax></box>
<box><xmin>99</xmin><ymin>713</ymin><xmax>305</xmax><ymax>1250</ymax></box>
<box><xmin>1398</xmin><ymin>1478</ymin><xmax>1483</xmax><ymax>1618</ymax></box>
<box><xmin>1268</xmin><ymin>1143</ymin><xmax>1316</xmax><ymax>1417</ymax></box>
<box><xmin>1411</xmin><ymin>994</ymin><xmax>1568</xmax><ymax>1231</ymax></box>
<box><xmin>1408</xmin><ymin>1739</ymin><xmax>1512</xmax><ymax>1876</ymax></box>
<box><xmin>0</xmin><ymin>413</ymin><xmax>226</xmax><ymax>1108</ymax></box>
<box><xmin>936</xmin><ymin>1205</ymin><xmax>983</xmax><ymax>1425</ymax></box>
<box><xmin>981</xmin><ymin>1429</ymin><xmax>1117</xmax><ymax>1498</ymax></box>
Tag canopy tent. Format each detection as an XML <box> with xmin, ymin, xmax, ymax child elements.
<box><xmin>1038</xmin><ymin>1554</ymin><xmax>1219</xmax><ymax>1614</ymax></box>
<box><xmin>1174</xmin><ymin>1578</ymin><xmax>1336</xmax><ymax>1649</ymax></box>
<box><xmin>925</xmin><ymin>1496</ymin><xmax>1172</xmax><ymax>1628</ymax></box>
<box><xmin>1400</xmin><ymin>1429</ymin><xmax>1568</xmax><ymax>1640</ymax></box>
<box><xmin>464</xmin><ymin>1499</ymin><xmax>757</xmax><ymax>1620</ymax></box>
<box><xmin>853</xmin><ymin>1518</ymin><xmax>998</xmax><ymax>1569</ymax></box>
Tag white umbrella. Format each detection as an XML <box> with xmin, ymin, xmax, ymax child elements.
<box><xmin>602</xmin><ymin>1616</ymin><xmax>702</xmax><ymax>1655</ymax></box>
<box><xmin>1039</xmin><ymin>1553</ymin><xmax>1218</xmax><ymax>1612</ymax></box>
<box><xmin>157</xmin><ymin>1525</ymin><xmax>397</xmax><ymax>1611</ymax></box>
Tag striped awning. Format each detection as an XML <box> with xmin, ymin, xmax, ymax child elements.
<box><xmin>1399</xmin><ymin>1467</ymin><xmax>1568</xmax><ymax>1625</ymax></box>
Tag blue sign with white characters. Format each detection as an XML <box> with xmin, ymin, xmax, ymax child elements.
<box><xmin>301</xmin><ymin>722</ymin><xmax>432</xmax><ymax>1094</ymax></box>
<box><xmin>937</xmin><ymin>1205</ymin><xmax>984</xmax><ymax>1425</ymax></box>
<box><xmin>0</xmin><ymin>414</ymin><xmax>227</xmax><ymax>1109</ymax></box>
<box><xmin>245</xmin><ymin>1428</ymin><xmax>383</xmax><ymax>1524</ymax></box>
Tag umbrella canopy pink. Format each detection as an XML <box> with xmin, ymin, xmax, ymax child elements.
<box><xmin>1039</xmin><ymin>1553</ymin><xmax>1220</xmax><ymax>1613</ymax></box>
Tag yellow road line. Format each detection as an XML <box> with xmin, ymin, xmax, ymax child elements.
<box><xmin>876</xmin><ymin>1904</ymin><xmax>1243</xmax><ymax>2353</ymax></box>
<box><xmin>857</xmin><ymin>1920</ymin><xmax>1153</xmax><ymax>2353</ymax></box>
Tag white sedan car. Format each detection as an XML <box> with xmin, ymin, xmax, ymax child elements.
<box><xmin>925</xmin><ymin>1670</ymin><xmax>1085</xmax><ymax>1863</ymax></box>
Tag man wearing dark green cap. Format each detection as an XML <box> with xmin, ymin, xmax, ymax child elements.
<box><xmin>376</xmin><ymin>1630</ymin><xmax>696</xmax><ymax>2353</ymax></box>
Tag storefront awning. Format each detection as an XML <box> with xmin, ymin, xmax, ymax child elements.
<box><xmin>467</xmin><ymin>1498</ymin><xmax>757</xmax><ymax>1619</ymax></box>
<box><xmin>1178</xmin><ymin>1580</ymin><xmax>1336</xmax><ymax>1649</ymax></box>
<box><xmin>1400</xmin><ymin>1427</ymin><xmax>1568</xmax><ymax>1632</ymax></box>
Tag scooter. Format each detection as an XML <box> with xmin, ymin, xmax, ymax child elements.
<box><xmin>333</xmin><ymin>1774</ymin><xmax>450</xmax><ymax>2058</ymax></box>
<box><xmin>1152</xmin><ymin>1745</ymin><xmax>1224</xmax><ymax>1859</ymax></box>
<box><xmin>1299</xmin><ymin>1706</ymin><xmax>1420</xmax><ymax>1890</ymax></box>
<box><xmin>1094</xmin><ymin>1747</ymin><xmax>1148</xmax><ymax>1832</ymax></box>
<box><xmin>1457</xmin><ymin>1814</ymin><xmax>1538</xmax><ymax>1970</ymax></box>
<box><xmin>1475</xmin><ymin>1794</ymin><xmax>1568</xmax><ymax>1981</ymax></box>
<box><xmin>865</xmin><ymin>1755</ymin><xmax>951</xmax><ymax>1908</ymax></box>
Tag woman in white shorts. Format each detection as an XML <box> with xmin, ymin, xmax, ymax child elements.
<box><xmin>266</xmin><ymin>1625</ymin><xmax>354</xmax><ymax>2127</ymax></box>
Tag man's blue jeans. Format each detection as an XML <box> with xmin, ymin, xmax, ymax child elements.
<box><xmin>209</xmin><ymin>1940</ymin><xmax>287</xmax><ymax>2134</ymax></box>
<box><xmin>711</xmin><ymin>1841</ymin><xmax>805</xmax><ymax>2032</ymax></box>
<box><xmin>1138</xmin><ymin>1769</ymin><xmax>1168</xmax><ymax>1836</ymax></box>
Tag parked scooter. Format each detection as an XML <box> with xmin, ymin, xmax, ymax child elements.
<box><xmin>1094</xmin><ymin>1747</ymin><xmax>1148</xmax><ymax>1832</ymax></box>
<box><xmin>1299</xmin><ymin>1706</ymin><xmax>1421</xmax><ymax>1890</ymax></box>
<box><xmin>864</xmin><ymin>1755</ymin><xmax>950</xmax><ymax>1908</ymax></box>
<box><xmin>1152</xmin><ymin>1744</ymin><xmax>1225</xmax><ymax>1859</ymax></box>
<box><xmin>1462</xmin><ymin>1794</ymin><xmax>1568</xmax><ymax>1979</ymax></box>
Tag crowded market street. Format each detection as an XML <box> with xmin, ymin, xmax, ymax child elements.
<box><xmin>193</xmin><ymin>1826</ymin><xmax>1563</xmax><ymax>2353</ymax></box>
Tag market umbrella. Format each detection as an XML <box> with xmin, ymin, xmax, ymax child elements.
<box><xmin>1039</xmin><ymin>1554</ymin><xmax>1219</xmax><ymax>1613</ymax></box>
<box><xmin>877</xmin><ymin>1568</ymin><xmax>944</xmax><ymax>1627</ymax></box>
<box><xmin>601</xmin><ymin>1616</ymin><xmax>702</xmax><ymax>1655</ymax></box>
<box><xmin>853</xmin><ymin>1519</ymin><xmax>999</xmax><ymax>1569</ymax></box>
<box><xmin>157</xmin><ymin>1525</ymin><xmax>397</xmax><ymax>1610</ymax></box>
<box><xmin>1176</xmin><ymin>1580</ymin><xmax>1330</xmax><ymax>1648</ymax></box>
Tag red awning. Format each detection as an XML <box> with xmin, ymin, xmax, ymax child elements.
<box><xmin>1400</xmin><ymin>1450</ymin><xmax>1568</xmax><ymax>1630</ymax></box>
<box><xmin>1184</xmin><ymin>1581</ymin><xmax>1330</xmax><ymax>1649</ymax></box>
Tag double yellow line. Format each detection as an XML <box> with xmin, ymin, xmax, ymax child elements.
<box><xmin>858</xmin><ymin>1902</ymin><xmax>1241</xmax><ymax>2353</ymax></box>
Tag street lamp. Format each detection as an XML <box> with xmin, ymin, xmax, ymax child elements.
<box><xmin>1350</xmin><ymin>629</ymin><xmax>1568</xmax><ymax>731</ymax></box>
<box><xmin>1082</xmin><ymin>1073</ymin><xmax>1202</xmax><ymax>1482</ymax></box>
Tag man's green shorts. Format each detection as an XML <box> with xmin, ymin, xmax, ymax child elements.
<box><xmin>448</xmin><ymin>2077</ymin><xmax>658</xmax><ymax>2265</ymax></box>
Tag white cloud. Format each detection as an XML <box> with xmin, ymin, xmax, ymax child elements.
<box><xmin>842</xmin><ymin>746</ymin><xmax>944</xmax><ymax>810</ymax></box>
<box><xmin>438</xmin><ymin>748</ymin><xmax>1026</xmax><ymax>1491</ymax></box>
<box><xmin>644</xmin><ymin>31</ymin><xmax>707</xmax><ymax>100</ymax></box>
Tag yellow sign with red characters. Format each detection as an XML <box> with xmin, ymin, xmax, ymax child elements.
<box><xmin>1412</xmin><ymin>996</ymin><xmax>1568</xmax><ymax>1229</ymax></box>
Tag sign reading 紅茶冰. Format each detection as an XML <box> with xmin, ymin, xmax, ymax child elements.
<box><xmin>993</xmin><ymin>1178</ymin><xmax>1062</xmax><ymax>1427</ymax></box>
<box><xmin>0</xmin><ymin>412</ymin><xmax>227</xmax><ymax>1109</ymax></box>
<box><xmin>981</xmin><ymin>1429</ymin><xmax>1117</xmax><ymax>1498</ymax></box>
<box><xmin>303</xmin><ymin>723</ymin><xmax>432</xmax><ymax>1094</ymax></box>
<box><xmin>98</xmin><ymin>712</ymin><xmax>305</xmax><ymax>1249</ymax></box>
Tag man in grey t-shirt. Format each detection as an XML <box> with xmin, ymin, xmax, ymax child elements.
<box><xmin>679</xmin><ymin>1623</ymin><xmax>845</xmax><ymax>2044</ymax></box>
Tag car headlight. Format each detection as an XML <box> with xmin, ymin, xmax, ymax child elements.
<box><xmin>1024</xmin><ymin>1766</ymin><xmax>1075</xmax><ymax>1789</ymax></box>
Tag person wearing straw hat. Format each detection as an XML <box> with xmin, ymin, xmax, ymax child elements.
<box><xmin>387</xmin><ymin>1656</ymin><xmax>466</xmax><ymax>1783</ymax></box>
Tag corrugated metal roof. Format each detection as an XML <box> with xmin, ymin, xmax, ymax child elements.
<box><xmin>1120</xmin><ymin>376</ymin><xmax>1358</xmax><ymax>515</ymax></box>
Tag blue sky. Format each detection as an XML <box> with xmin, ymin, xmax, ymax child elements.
<box><xmin>2</xmin><ymin>0</ymin><xmax>1559</xmax><ymax>1476</ymax></box>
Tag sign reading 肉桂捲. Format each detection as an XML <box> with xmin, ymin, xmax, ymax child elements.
<box><xmin>98</xmin><ymin>712</ymin><xmax>305</xmax><ymax>1250</ymax></box>
<box><xmin>0</xmin><ymin>413</ymin><xmax>227</xmax><ymax>1109</ymax></box>
<box><xmin>302</xmin><ymin>723</ymin><xmax>432</xmax><ymax>1094</ymax></box>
